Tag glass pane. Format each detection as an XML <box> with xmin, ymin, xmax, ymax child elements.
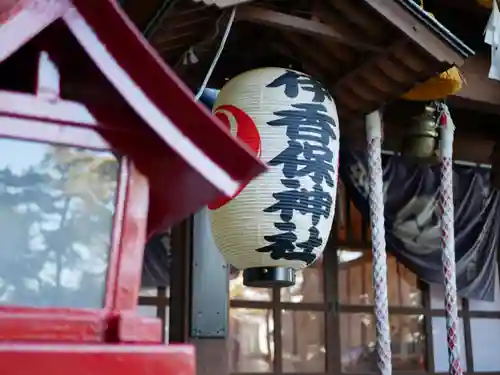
<box><xmin>340</xmin><ymin>313</ymin><xmax>425</xmax><ymax>372</ymax></box>
<box><xmin>391</xmin><ymin>260</ymin><xmax>422</xmax><ymax>307</ymax></box>
<box><xmin>164</xmin><ymin>306</ymin><xmax>170</xmax><ymax>343</ymax></box>
<box><xmin>139</xmin><ymin>288</ymin><xmax>158</xmax><ymax>297</ymax></box>
<box><xmin>338</xmin><ymin>249</ymin><xmax>365</xmax><ymax>305</ymax></box>
<box><xmin>282</xmin><ymin>310</ymin><xmax>325</xmax><ymax>372</ymax></box>
<box><xmin>390</xmin><ymin>315</ymin><xmax>426</xmax><ymax>370</ymax></box>
<box><xmin>470</xmin><ymin>318</ymin><xmax>500</xmax><ymax>371</ymax></box>
<box><xmin>230</xmin><ymin>272</ymin><xmax>272</xmax><ymax>301</ymax></box>
<box><xmin>430</xmin><ymin>283</ymin><xmax>462</xmax><ymax>309</ymax></box>
<box><xmin>139</xmin><ymin>282</ymin><xmax>170</xmax><ymax>298</ymax></box>
<box><xmin>138</xmin><ymin>305</ymin><xmax>157</xmax><ymax>317</ymax></box>
<box><xmin>338</xmin><ymin>250</ymin><xmax>422</xmax><ymax>306</ymax></box>
<box><xmin>0</xmin><ymin>138</ymin><xmax>118</xmax><ymax>308</ymax></box>
<box><xmin>281</xmin><ymin>261</ymin><xmax>323</xmax><ymax>303</ymax></box>
<box><xmin>432</xmin><ymin>317</ymin><xmax>467</xmax><ymax>371</ymax></box>
<box><xmin>230</xmin><ymin>308</ymin><xmax>274</xmax><ymax>373</ymax></box>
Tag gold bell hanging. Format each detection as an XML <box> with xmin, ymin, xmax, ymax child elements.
<box><xmin>401</xmin><ymin>104</ymin><xmax>439</xmax><ymax>162</ymax></box>
<box><xmin>490</xmin><ymin>142</ymin><xmax>500</xmax><ymax>190</ymax></box>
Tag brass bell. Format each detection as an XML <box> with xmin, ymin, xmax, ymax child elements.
<box><xmin>401</xmin><ymin>104</ymin><xmax>439</xmax><ymax>163</ymax></box>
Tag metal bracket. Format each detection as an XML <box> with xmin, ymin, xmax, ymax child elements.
<box><xmin>190</xmin><ymin>208</ymin><xmax>229</xmax><ymax>338</ymax></box>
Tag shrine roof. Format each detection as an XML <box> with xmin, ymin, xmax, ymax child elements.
<box><xmin>0</xmin><ymin>0</ymin><xmax>266</xmax><ymax>232</ymax></box>
<box><xmin>123</xmin><ymin>0</ymin><xmax>473</xmax><ymax>136</ymax></box>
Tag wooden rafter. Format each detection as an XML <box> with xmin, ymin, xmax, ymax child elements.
<box><xmin>236</xmin><ymin>5</ymin><xmax>382</xmax><ymax>52</ymax></box>
<box><xmin>314</xmin><ymin>1</ymin><xmax>382</xmax><ymax>45</ymax></box>
<box><xmin>361</xmin><ymin>0</ymin><xmax>468</xmax><ymax>65</ymax></box>
<box><xmin>282</xmin><ymin>32</ymin><xmax>342</xmax><ymax>78</ymax></box>
<box><xmin>341</xmin><ymin>114</ymin><xmax>495</xmax><ymax>165</ymax></box>
<box><xmin>449</xmin><ymin>53</ymin><xmax>500</xmax><ymax>115</ymax></box>
<box><xmin>150</xmin><ymin>0</ymin><xmax>475</xmax><ymax>162</ymax></box>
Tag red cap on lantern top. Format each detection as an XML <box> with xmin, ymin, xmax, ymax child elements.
<box><xmin>0</xmin><ymin>0</ymin><xmax>266</xmax><ymax>374</ymax></box>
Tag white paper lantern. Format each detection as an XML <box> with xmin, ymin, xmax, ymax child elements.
<box><xmin>209</xmin><ymin>67</ymin><xmax>340</xmax><ymax>287</ymax></box>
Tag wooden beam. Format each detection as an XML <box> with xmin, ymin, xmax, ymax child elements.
<box><xmin>236</xmin><ymin>5</ymin><xmax>382</xmax><ymax>52</ymax></box>
<box><xmin>343</xmin><ymin>118</ymin><xmax>494</xmax><ymax>165</ymax></box>
<box><xmin>362</xmin><ymin>0</ymin><xmax>467</xmax><ymax>66</ymax></box>
<box><xmin>384</xmin><ymin>124</ymin><xmax>494</xmax><ymax>165</ymax></box>
<box><xmin>449</xmin><ymin>53</ymin><xmax>500</xmax><ymax>115</ymax></box>
<box><xmin>341</xmin><ymin>99</ymin><xmax>497</xmax><ymax>165</ymax></box>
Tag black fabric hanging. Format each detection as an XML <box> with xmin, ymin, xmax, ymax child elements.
<box><xmin>141</xmin><ymin>233</ymin><xmax>171</xmax><ymax>287</ymax></box>
<box><xmin>339</xmin><ymin>149</ymin><xmax>500</xmax><ymax>301</ymax></box>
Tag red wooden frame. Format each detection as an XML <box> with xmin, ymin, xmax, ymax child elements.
<box><xmin>0</xmin><ymin>343</ymin><xmax>194</xmax><ymax>375</ymax></box>
<box><xmin>0</xmin><ymin>100</ymin><xmax>158</xmax><ymax>342</ymax></box>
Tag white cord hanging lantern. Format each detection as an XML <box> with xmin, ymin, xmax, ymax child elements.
<box><xmin>209</xmin><ymin>67</ymin><xmax>340</xmax><ymax>288</ymax></box>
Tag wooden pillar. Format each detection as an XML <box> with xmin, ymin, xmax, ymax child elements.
<box><xmin>169</xmin><ymin>218</ymin><xmax>192</xmax><ymax>343</ymax></box>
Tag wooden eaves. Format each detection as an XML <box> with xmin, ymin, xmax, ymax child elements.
<box><xmin>140</xmin><ymin>0</ymin><xmax>472</xmax><ymax>133</ymax></box>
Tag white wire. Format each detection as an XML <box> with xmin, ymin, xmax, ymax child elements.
<box><xmin>194</xmin><ymin>6</ymin><xmax>236</xmax><ymax>101</ymax></box>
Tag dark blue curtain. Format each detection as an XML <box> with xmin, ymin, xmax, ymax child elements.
<box><xmin>141</xmin><ymin>233</ymin><xmax>171</xmax><ymax>287</ymax></box>
<box><xmin>340</xmin><ymin>149</ymin><xmax>500</xmax><ymax>301</ymax></box>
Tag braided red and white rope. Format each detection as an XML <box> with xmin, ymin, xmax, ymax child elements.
<box><xmin>439</xmin><ymin>104</ymin><xmax>463</xmax><ymax>375</ymax></box>
<box><xmin>366</xmin><ymin>111</ymin><xmax>392</xmax><ymax>375</ymax></box>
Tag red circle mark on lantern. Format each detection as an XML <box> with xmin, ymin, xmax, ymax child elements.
<box><xmin>209</xmin><ymin>104</ymin><xmax>262</xmax><ymax>210</ymax></box>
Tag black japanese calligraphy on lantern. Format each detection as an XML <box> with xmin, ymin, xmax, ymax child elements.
<box><xmin>257</xmin><ymin>90</ymin><xmax>338</xmax><ymax>265</ymax></box>
<box><xmin>264</xmin><ymin>184</ymin><xmax>332</xmax><ymax>226</ymax></box>
<box><xmin>266</xmin><ymin>70</ymin><xmax>332</xmax><ymax>104</ymax></box>
<box><xmin>268</xmin><ymin>103</ymin><xmax>336</xmax><ymax>187</ymax></box>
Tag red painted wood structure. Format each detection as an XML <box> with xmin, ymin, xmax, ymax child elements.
<box><xmin>0</xmin><ymin>0</ymin><xmax>265</xmax><ymax>374</ymax></box>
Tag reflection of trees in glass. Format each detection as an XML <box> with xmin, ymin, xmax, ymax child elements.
<box><xmin>338</xmin><ymin>250</ymin><xmax>422</xmax><ymax>307</ymax></box>
<box><xmin>280</xmin><ymin>264</ymin><xmax>323</xmax><ymax>303</ymax></box>
<box><xmin>0</xmin><ymin>138</ymin><xmax>118</xmax><ymax>308</ymax></box>
<box><xmin>338</xmin><ymin>250</ymin><xmax>426</xmax><ymax>372</ymax></box>
<box><xmin>229</xmin><ymin>308</ymin><xmax>274</xmax><ymax>373</ymax></box>
<box><xmin>282</xmin><ymin>310</ymin><xmax>325</xmax><ymax>372</ymax></box>
<box><xmin>340</xmin><ymin>313</ymin><xmax>425</xmax><ymax>372</ymax></box>
<box><xmin>229</xmin><ymin>263</ymin><xmax>326</xmax><ymax>373</ymax></box>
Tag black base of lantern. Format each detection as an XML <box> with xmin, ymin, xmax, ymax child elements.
<box><xmin>243</xmin><ymin>267</ymin><xmax>296</xmax><ymax>288</ymax></box>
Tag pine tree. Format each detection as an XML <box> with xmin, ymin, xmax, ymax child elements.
<box><xmin>0</xmin><ymin>139</ymin><xmax>118</xmax><ymax>308</ymax></box>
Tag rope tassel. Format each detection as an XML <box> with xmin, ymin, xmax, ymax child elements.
<box><xmin>439</xmin><ymin>104</ymin><xmax>463</xmax><ymax>375</ymax></box>
<box><xmin>365</xmin><ymin>111</ymin><xmax>392</xmax><ymax>375</ymax></box>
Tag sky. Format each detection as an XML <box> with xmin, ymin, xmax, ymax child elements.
<box><xmin>0</xmin><ymin>138</ymin><xmax>46</xmax><ymax>173</ymax></box>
